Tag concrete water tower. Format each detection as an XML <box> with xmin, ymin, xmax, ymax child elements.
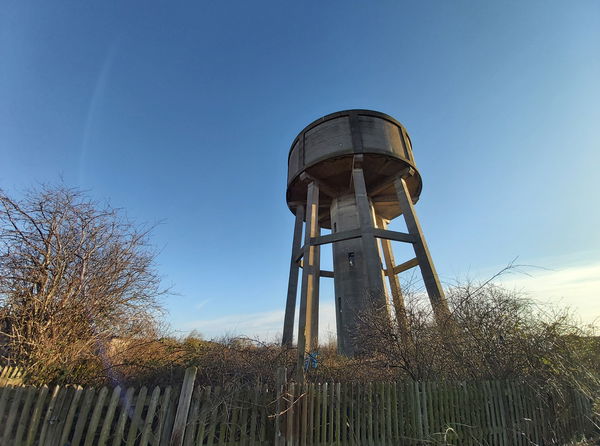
<box><xmin>282</xmin><ymin>110</ymin><xmax>450</xmax><ymax>358</ymax></box>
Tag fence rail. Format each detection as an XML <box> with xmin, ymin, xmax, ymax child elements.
<box><xmin>0</xmin><ymin>365</ymin><xmax>596</xmax><ymax>445</ymax></box>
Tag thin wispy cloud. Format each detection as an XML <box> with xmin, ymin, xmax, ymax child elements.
<box><xmin>78</xmin><ymin>39</ymin><xmax>120</xmax><ymax>185</ymax></box>
<box><xmin>499</xmin><ymin>261</ymin><xmax>600</xmax><ymax>326</ymax></box>
<box><xmin>194</xmin><ymin>299</ymin><xmax>211</xmax><ymax>311</ymax></box>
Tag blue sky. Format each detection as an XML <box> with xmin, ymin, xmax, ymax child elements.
<box><xmin>1</xmin><ymin>1</ymin><xmax>599</xmax><ymax>339</ymax></box>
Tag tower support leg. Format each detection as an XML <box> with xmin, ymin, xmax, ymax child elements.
<box><xmin>282</xmin><ymin>205</ymin><xmax>304</xmax><ymax>347</ymax></box>
<box><xmin>297</xmin><ymin>182</ymin><xmax>320</xmax><ymax>373</ymax></box>
<box><xmin>376</xmin><ymin>216</ymin><xmax>410</xmax><ymax>335</ymax></box>
<box><xmin>352</xmin><ymin>167</ymin><xmax>386</xmax><ymax>305</ymax></box>
<box><xmin>393</xmin><ymin>176</ymin><xmax>451</xmax><ymax>321</ymax></box>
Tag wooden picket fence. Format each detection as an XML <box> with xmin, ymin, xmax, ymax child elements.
<box><xmin>0</xmin><ymin>366</ymin><xmax>275</xmax><ymax>446</ymax></box>
<box><xmin>273</xmin><ymin>380</ymin><xmax>597</xmax><ymax>446</ymax></box>
<box><xmin>0</xmin><ymin>365</ymin><xmax>596</xmax><ymax>445</ymax></box>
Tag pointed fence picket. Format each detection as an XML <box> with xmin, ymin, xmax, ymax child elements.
<box><xmin>0</xmin><ymin>365</ymin><xmax>596</xmax><ymax>445</ymax></box>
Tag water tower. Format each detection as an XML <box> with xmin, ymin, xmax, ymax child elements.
<box><xmin>282</xmin><ymin>110</ymin><xmax>450</xmax><ymax>359</ymax></box>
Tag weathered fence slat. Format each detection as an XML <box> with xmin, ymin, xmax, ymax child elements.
<box><xmin>38</xmin><ymin>385</ymin><xmax>61</xmax><ymax>445</ymax></box>
<box><xmin>285</xmin><ymin>382</ymin><xmax>295</xmax><ymax>445</ymax></box>
<box><xmin>84</xmin><ymin>386</ymin><xmax>109</xmax><ymax>446</ymax></box>
<box><xmin>155</xmin><ymin>385</ymin><xmax>173</xmax><ymax>445</ymax></box>
<box><xmin>70</xmin><ymin>387</ymin><xmax>96</xmax><ymax>446</ymax></box>
<box><xmin>170</xmin><ymin>366</ymin><xmax>197</xmax><ymax>446</ymax></box>
<box><xmin>13</xmin><ymin>386</ymin><xmax>36</xmax><ymax>445</ymax></box>
<box><xmin>260</xmin><ymin>388</ymin><xmax>269</xmax><ymax>442</ymax></box>
<box><xmin>218</xmin><ymin>385</ymin><xmax>231</xmax><ymax>446</ymax></box>
<box><xmin>24</xmin><ymin>384</ymin><xmax>48</xmax><ymax>446</ymax></box>
<box><xmin>126</xmin><ymin>385</ymin><xmax>148</xmax><ymax>446</ymax></box>
<box><xmin>0</xmin><ymin>372</ymin><xmax>596</xmax><ymax>446</ymax></box>
<box><xmin>184</xmin><ymin>385</ymin><xmax>202</xmax><ymax>446</ymax></box>
<box><xmin>231</xmin><ymin>389</ymin><xmax>242</xmax><ymax>445</ymax></box>
<box><xmin>97</xmin><ymin>386</ymin><xmax>122</xmax><ymax>446</ymax></box>
<box><xmin>112</xmin><ymin>386</ymin><xmax>135</xmax><ymax>446</ymax></box>
<box><xmin>0</xmin><ymin>385</ymin><xmax>13</xmax><ymax>417</ymax></box>
<box><xmin>238</xmin><ymin>388</ymin><xmax>250</xmax><ymax>446</ymax></box>
<box><xmin>299</xmin><ymin>383</ymin><xmax>307</xmax><ymax>446</ymax></box>
<box><xmin>140</xmin><ymin>385</ymin><xmax>161</xmax><ymax>446</ymax></box>
<box><xmin>507</xmin><ymin>381</ymin><xmax>522</xmax><ymax>446</ymax></box>
<box><xmin>195</xmin><ymin>386</ymin><xmax>210</xmax><ymax>446</ymax></box>
<box><xmin>59</xmin><ymin>386</ymin><xmax>84</xmax><ymax>446</ymax></box>
<box><xmin>274</xmin><ymin>369</ymin><xmax>285</xmax><ymax>446</ymax></box>
<box><xmin>2</xmin><ymin>385</ymin><xmax>23</xmax><ymax>442</ymax></box>
<box><xmin>205</xmin><ymin>385</ymin><xmax>222</xmax><ymax>446</ymax></box>
<box><xmin>248</xmin><ymin>384</ymin><xmax>259</xmax><ymax>446</ymax></box>
<box><xmin>450</xmin><ymin>382</ymin><xmax>459</xmax><ymax>444</ymax></box>
<box><xmin>160</xmin><ymin>385</ymin><xmax>178</xmax><ymax>446</ymax></box>
<box><xmin>46</xmin><ymin>386</ymin><xmax>74</xmax><ymax>445</ymax></box>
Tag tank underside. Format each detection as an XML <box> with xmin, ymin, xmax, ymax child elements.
<box><xmin>286</xmin><ymin>153</ymin><xmax>422</xmax><ymax>229</ymax></box>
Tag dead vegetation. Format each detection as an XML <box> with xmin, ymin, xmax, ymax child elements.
<box><xmin>0</xmin><ymin>185</ymin><xmax>165</xmax><ymax>384</ymax></box>
<box><xmin>0</xmin><ymin>185</ymin><xmax>597</xmax><ymax>444</ymax></box>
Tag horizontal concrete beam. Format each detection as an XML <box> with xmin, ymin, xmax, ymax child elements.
<box><xmin>386</xmin><ymin>257</ymin><xmax>419</xmax><ymax>275</ymax></box>
<box><xmin>372</xmin><ymin>228</ymin><xmax>416</xmax><ymax>244</ymax></box>
<box><xmin>310</xmin><ymin>228</ymin><xmax>363</xmax><ymax>246</ymax></box>
<box><xmin>295</xmin><ymin>262</ymin><xmax>334</xmax><ymax>278</ymax></box>
<box><xmin>308</xmin><ymin>228</ymin><xmax>415</xmax><ymax>247</ymax></box>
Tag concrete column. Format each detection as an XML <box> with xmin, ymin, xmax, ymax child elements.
<box><xmin>375</xmin><ymin>216</ymin><xmax>409</xmax><ymax>335</ymax></box>
<box><xmin>311</xmin><ymin>239</ymin><xmax>321</xmax><ymax>351</ymax></box>
<box><xmin>352</xmin><ymin>167</ymin><xmax>386</xmax><ymax>305</ymax></box>
<box><xmin>297</xmin><ymin>182</ymin><xmax>320</xmax><ymax>369</ymax></box>
<box><xmin>282</xmin><ymin>205</ymin><xmax>305</xmax><ymax>347</ymax></box>
<box><xmin>393</xmin><ymin>176</ymin><xmax>450</xmax><ymax>321</ymax></box>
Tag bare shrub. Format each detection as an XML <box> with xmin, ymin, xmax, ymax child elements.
<box><xmin>0</xmin><ymin>185</ymin><xmax>165</xmax><ymax>384</ymax></box>
<box><xmin>98</xmin><ymin>278</ymin><xmax>598</xmax><ymax>397</ymax></box>
<box><xmin>353</xmin><ymin>278</ymin><xmax>600</xmax><ymax>398</ymax></box>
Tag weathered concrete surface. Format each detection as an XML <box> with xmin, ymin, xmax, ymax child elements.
<box><xmin>286</xmin><ymin>110</ymin><xmax>423</xmax><ymax>229</ymax></box>
<box><xmin>282</xmin><ymin>204</ymin><xmax>304</xmax><ymax>347</ymax></box>
<box><xmin>330</xmin><ymin>192</ymin><xmax>386</xmax><ymax>356</ymax></box>
<box><xmin>297</xmin><ymin>182</ymin><xmax>320</xmax><ymax>363</ymax></box>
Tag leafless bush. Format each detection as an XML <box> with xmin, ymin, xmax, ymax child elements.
<box><xmin>352</xmin><ymin>277</ymin><xmax>600</xmax><ymax>399</ymax></box>
<box><xmin>98</xmin><ymin>277</ymin><xmax>598</xmax><ymax>397</ymax></box>
<box><xmin>2</xmin><ymin>184</ymin><xmax>596</xmax><ymax>405</ymax></box>
<box><xmin>0</xmin><ymin>185</ymin><xmax>165</xmax><ymax>384</ymax></box>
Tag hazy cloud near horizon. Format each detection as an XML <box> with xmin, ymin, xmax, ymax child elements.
<box><xmin>499</xmin><ymin>262</ymin><xmax>600</xmax><ymax>326</ymax></box>
<box><xmin>183</xmin><ymin>260</ymin><xmax>600</xmax><ymax>341</ymax></box>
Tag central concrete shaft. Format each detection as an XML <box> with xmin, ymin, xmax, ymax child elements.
<box><xmin>331</xmin><ymin>194</ymin><xmax>386</xmax><ymax>356</ymax></box>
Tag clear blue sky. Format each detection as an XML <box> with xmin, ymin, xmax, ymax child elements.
<box><xmin>2</xmin><ymin>1</ymin><xmax>599</xmax><ymax>338</ymax></box>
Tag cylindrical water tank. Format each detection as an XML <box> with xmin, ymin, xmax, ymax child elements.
<box><xmin>286</xmin><ymin>109</ymin><xmax>422</xmax><ymax>228</ymax></box>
